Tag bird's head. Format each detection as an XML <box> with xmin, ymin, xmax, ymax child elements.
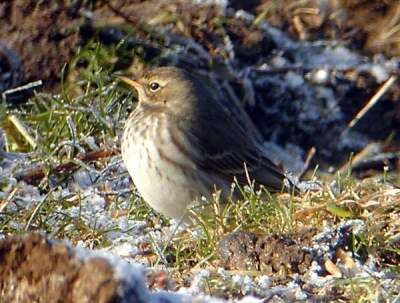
<box><xmin>118</xmin><ymin>67</ymin><xmax>198</xmax><ymax>112</ymax></box>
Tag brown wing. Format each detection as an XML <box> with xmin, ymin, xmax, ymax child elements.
<box><xmin>176</xmin><ymin>103</ymin><xmax>287</xmax><ymax>191</ymax></box>
<box><xmin>189</xmin><ymin>128</ymin><xmax>285</xmax><ymax>191</ymax></box>
<box><xmin>171</xmin><ymin>69</ymin><xmax>289</xmax><ymax>192</ymax></box>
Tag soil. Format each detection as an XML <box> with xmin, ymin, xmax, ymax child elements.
<box><xmin>216</xmin><ymin>221</ymin><xmax>399</xmax><ymax>287</ymax></box>
<box><xmin>230</xmin><ymin>0</ymin><xmax>400</xmax><ymax>57</ymax></box>
<box><xmin>217</xmin><ymin>227</ymin><xmax>344</xmax><ymax>285</ymax></box>
<box><xmin>2</xmin><ymin>0</ymin><xmax>399</xmax><ymax>88</ymax></box>
<box><xmin>0</xmin><ymin>233</ymin><xmax>121</xmax><ymax>303</ymax></box>
<box><xmin>256</xmin><ymin>230</ymin><xmax>315</xmax><ymax>278</ymax></box>
<box><xmin>0</xmin><ymin>1</ymin><xmax>84</xmax><ymax>92</ymax></box>
<box><xmin>1</xmin><ymin>0</ymin><xmax>399</xmax><ymax>169</ymax></box>
<box><xmin>0</xmin><ymin>2</ymin><xmax>398</xmax><ymax>300</ymax></box>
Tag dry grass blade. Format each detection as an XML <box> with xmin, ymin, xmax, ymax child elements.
<box><xmin>346</xmin><ymin>75</ymin><xmax>397</xmax><ymax>130</ymax></box>
<box><xmin>7</xmin><ymin>115</ymin><xmax>37</xmax><ymax>149</ymax></box>
<box><xmin>339</xmin><ymin>143</ymin><xmax>380</xmax><ymax>175</ymax></box>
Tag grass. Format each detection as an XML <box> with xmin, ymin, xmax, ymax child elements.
<box><xmin>4</xmin><ymin>41</ymin><xmax>135</xmax><ymax>153</ymax></box>
<box><xmin>1</xmin><ymin>40</ymin><xmax>399</xmax><ymax>302</ymax></box>
<box><xmin>1</xmin><ymin>41</ymin><xmax>146</xmax><ymax>243</ymax></box>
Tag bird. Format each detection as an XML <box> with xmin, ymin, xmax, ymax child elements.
<box><xmin>119</xmin><ymin>66</ymin><xmax>292</xmax><ymax>220</ymax></box>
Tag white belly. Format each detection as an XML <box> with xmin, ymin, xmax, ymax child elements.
<box><xmin>121</xmin><ymin>119</ymin><xmax>207</xmax><ymax>219</ymax></box>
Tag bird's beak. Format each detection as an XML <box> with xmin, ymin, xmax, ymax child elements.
<box><xmin>117</xmin><ymin>76</ymin><xmax>142</xmax><ymax>91</ymax></box>
<box><xmin>117</xmin><ymin>75</ymin><xmax>147</xmax><ymax>102</ymax></box>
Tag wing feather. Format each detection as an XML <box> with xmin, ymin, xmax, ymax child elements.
<box><xmin>173</xmin><ymin>71</ymin><xmax>289</xmax><ymax>192</ymax></box>
<box><xmin>176</xmin><ymin>111</ymin><xmax>286</xmax><ymax>191</ymax></box>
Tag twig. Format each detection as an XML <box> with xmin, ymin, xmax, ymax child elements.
<box><xmin>0</xmin><ymin>187</ymin><xmax>18</xmax><ymax>213</ymax></box>
<box><xmin>1</xmin><ymin>80</ymin><xmax>43</xmax><ymax>101</ymax></box>
<box><xmin>299</xmin><ymin>147</ymin><xmax>316</xmax><ymax>178</ymax></box>
<box><xmin>346</xmin><ymin>75</ymin><xmax>397</xmax><ymax>130</ymax></box>
<box><xmin>15</xmin><ymin>148</ymin><xmax>120</xmax><ymax>184</ymax></box>
<box><xmin>243</xmin><ymin>161</ymin><xmax>252</xmax><ymax>187</ymax></box>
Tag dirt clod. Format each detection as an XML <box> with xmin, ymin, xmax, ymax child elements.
<box><xmin>0</xmin><ymin>233</ymin><xmax>120</xmax><ymax>303</ymax></box>
<box><xmin>256</xmin><ymin>233</ymin><xmax>313</xmax><ymax>276</ymax></box>
<box><xmin>217</xmin><ymin>231</ymin><xmax>259</xmax><ymax>271</ymax></box>
<box><xmin>217</xmin><ymin>228</ymin><xmax>318</xmax><ymax>283</ymax></box>
<box><xmin>0</xmin><ymin>0</ymin><xmax>83</xmax><ymax>90</ymax></box>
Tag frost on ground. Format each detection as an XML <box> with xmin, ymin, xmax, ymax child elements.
<box><xmin>1</xmin><ymin>223</ymin><xmax>397</xmax><ymax>302</ymax></box>
<box><xmin>0</xmin><ymin>233</ymin><xmax>222</xmax><ymax>303</ymax></box>
<box><xmin>1</xmin><ymin>148</ymin><xmax>399</xmax><ymax>301</ymax></box>
<box><xmin>1</xmin><ymin>1</ymin><xmax>400</xmax><ymax>302</ymax></box>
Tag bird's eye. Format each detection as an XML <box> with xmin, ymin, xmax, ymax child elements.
<box><xmin>149</xmin><ymin>82</ymin><xmax>160</xmax><ymax>92</ymax></box>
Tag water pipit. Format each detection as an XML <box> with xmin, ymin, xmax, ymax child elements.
<box><xmin>119</xmin><ymin>67</ymin><xmax>292</xmax><ymax>220</ymax></box>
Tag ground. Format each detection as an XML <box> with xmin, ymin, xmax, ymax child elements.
<box><xmin>0</xmin><ymin>1</ymin><xmax>399</xmax><ymax>302</ymax></box>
